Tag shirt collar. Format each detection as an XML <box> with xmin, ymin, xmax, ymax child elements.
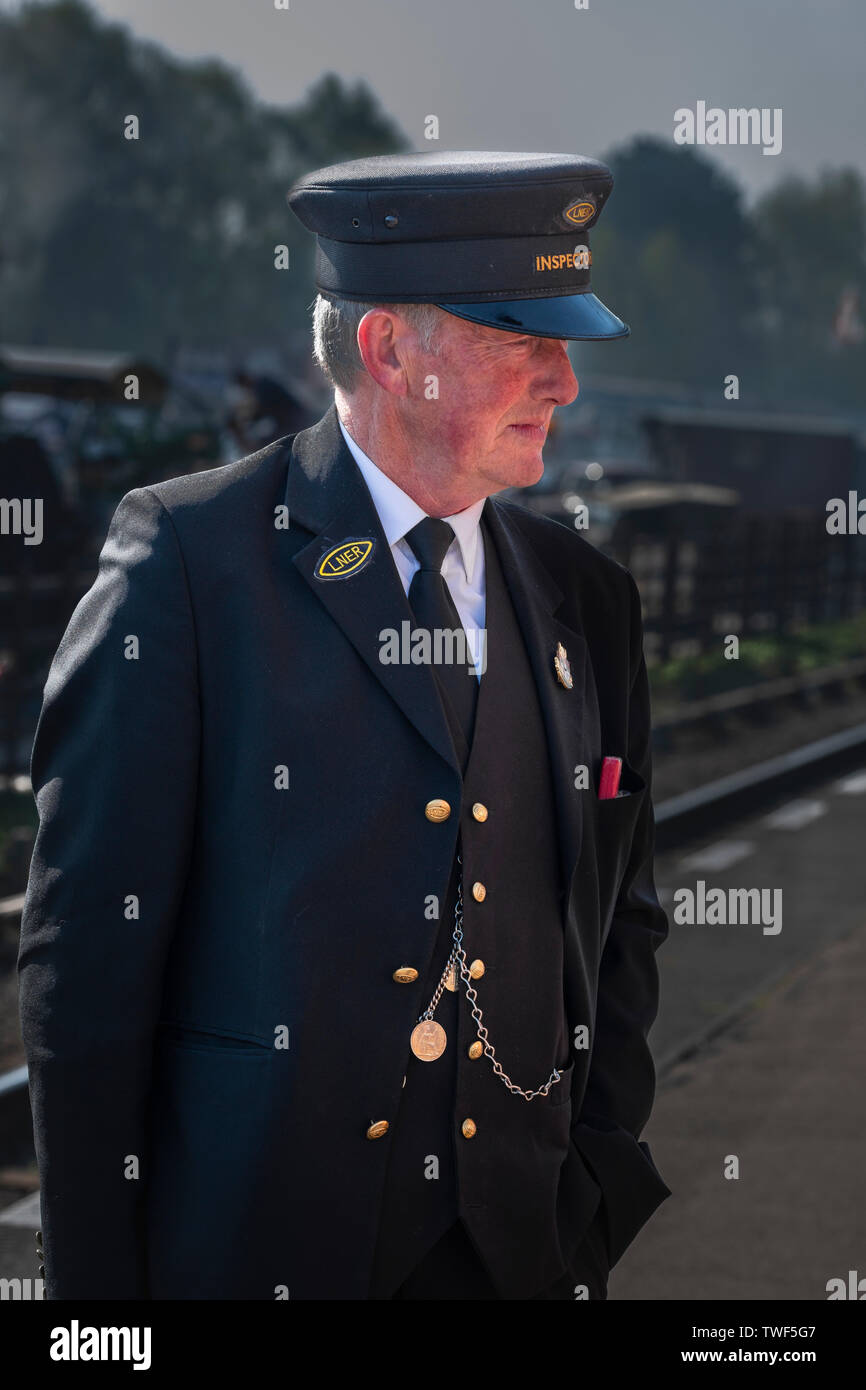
<box><xmin>338</xmin><ymin>415</ymin><xmax>485</xmax><ymax>584</ymax></box>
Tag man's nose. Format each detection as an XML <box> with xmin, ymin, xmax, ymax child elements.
<box><xmin>537</xmin><ymin>339</ymin><xmax>579</xmax><ymax>406</ymax></box>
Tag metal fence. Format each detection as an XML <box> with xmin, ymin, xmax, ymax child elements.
<box><xmin>616</xmin><ymin>515</ymin><xmax>866</xmax><ymax>665</ymax></box>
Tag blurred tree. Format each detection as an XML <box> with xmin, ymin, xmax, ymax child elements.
<box><xmin>1</xmin><ymin>5</ymin><xmax>863</xmax><ymax>416</ymax></box>
<box><xmin>751</xmin><ymin>167</ymin><xmax>866</xmax><ymax>407</ymax></box>
<box><xmin>0</xmin><ymin>0</ymin><xmax>408</xmax><ymax>358</ymax></box>
<box><xmin>584</xmin><ymin>135</ymin><xmax>759</xmax><ymax>387</ymax></box>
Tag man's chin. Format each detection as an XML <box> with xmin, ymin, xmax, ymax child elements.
<box><xmin>502</xmin><ymin>446</ymin><xmax>546</xmax><ymax>490</ymax></box>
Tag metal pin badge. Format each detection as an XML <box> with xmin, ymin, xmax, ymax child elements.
<box><xmin>553</xmin><ymin>641</ymin><xmax>573</xmax><ymax>689</ymax></box>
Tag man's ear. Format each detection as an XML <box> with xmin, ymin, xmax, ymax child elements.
<box><xmin>356</xmin><ymin>309</ymin><xmax>412</xmax><ymax>397</ymax></box>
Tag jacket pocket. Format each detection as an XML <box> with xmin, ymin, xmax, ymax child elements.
<box><xmin>544</xmin><ymin>1057</ymin><xmax>575</xmax><ymax>1107</ymax></box>
<box><xmin>156</xmin><ymin>1021</ymin><xmax>274</xmax><ymax>1056</ymax></box>
<box><xmin>596</xmin><ymin>754</ymin><xmax>646</xmax><ymax>800</ymax></box>
<box><xmin>593</xmin><ymin>759</ymin><xmax>647</xmax><ymax>932</ymax></box>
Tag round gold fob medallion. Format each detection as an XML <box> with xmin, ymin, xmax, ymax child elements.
<box><xmin>410</xmin><ymin>1020</ymin><xmax>447</xmax><ymax>1061</ymax></box>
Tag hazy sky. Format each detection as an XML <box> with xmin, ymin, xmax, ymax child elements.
<box><xmin>34</xmin><ymin>0</ymin><xmax>866</xmax><ymax>202</ymax></box>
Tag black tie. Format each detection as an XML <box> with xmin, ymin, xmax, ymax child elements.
<box><xmin>405</xmin><ymin>517</ymin><xmax>479</xmax><ymax>763</ymax></box>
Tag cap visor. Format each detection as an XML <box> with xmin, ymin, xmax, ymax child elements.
<box><xmin>434</xmin><ymin>291</ymin><xmax>629</xmax><ymax>340</ymax></box>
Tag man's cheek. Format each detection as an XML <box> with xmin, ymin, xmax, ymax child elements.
<box><xmin>443</xmin><ymin>419</ymin><xmax>481</xmax><ymax>457</ymax></box>
<box><xmin>432</xmin><ymin>400</ymin><xmax>484</xmax><ymax>449</ymax></box>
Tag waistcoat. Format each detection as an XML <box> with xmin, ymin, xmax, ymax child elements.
<box><xmin>369</xmin><ymin>510</ymin><xmax>578</xmax><ymax>1299</ymax></box>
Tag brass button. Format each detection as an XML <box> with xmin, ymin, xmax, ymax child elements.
<box><xmin>468</xmin><ymin>958</ymin><xmax>485</xmax><ymax>979</ymax></box>
<box><xmin>366</xmin><ymin>1120</ymin><xmax>389</xmax><ymax>1140</ymax></box>
<box><xmin>472</xmin><ymin>882</ymin><xmax>486</xmax><ymax>902</ymax></box>
<box><xmin>468</xmin><ymin>1041</ymin><xmax>483</xmax><ymax>1059</ymax></box>
<box><xmin>392</xmin><ymin>966</ymin><xmax>418</xmax><ymax>984</ymax></box>
<box><xmin>461</xmin><ymin>1118</ymin><xmax>477</xmax><ymax>1139</ymax></box>
<box><xmin>471</xmin><ymin>802</ymin><xmax>488</xmax><ymax>822</ymax></box>
<box><xmin>425</xmin><ymin>799</ymin><xmax>451</xmax><ymax>822</ymax></box>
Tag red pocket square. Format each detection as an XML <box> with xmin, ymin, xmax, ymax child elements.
<box><xmin>598</xmin><ymin>756</ymin><xmax>622</xmax><ymax>799</ymax></box>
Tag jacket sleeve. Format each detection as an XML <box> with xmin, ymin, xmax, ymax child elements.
<box><xmin>571</xmin><ymin>568</ymin><xmax>672</xmax><ymax>1268</ymax></box>
<box><xmin>17</xmin><ymin>486</ymin><xmax>200</xmax><ymax>1299</ymax></box>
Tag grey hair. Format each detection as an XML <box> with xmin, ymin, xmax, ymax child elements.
<box><xmin>311</xmin><ymin>294</ymin><xmax>443</xmax><ymax>390</ymax></box>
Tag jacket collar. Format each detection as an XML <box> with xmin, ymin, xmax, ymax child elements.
<box><xmin>336</xmin><ymin>414</ymin><xmax>485</xmax><ymax>585</ymax></box>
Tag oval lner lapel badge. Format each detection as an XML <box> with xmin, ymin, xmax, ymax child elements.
<box><xmin>553</xmin><ymin>641</ymin><xmax>573</xmax><ymax>689</ymax></box>
<box><xmin>315</xmin><ymin>538</ymin><xmax>375</xmax><ymax>580</ymax></box>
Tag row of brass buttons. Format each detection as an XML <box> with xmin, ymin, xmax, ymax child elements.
<box><xmin>425</xmin><ymin>797</ymin><xmax>487</xmax><ymax>906</ymax></box>
<box><xmin>365</xmin><ymin>801</ymin><xmax>489</xmax><ymax>1142</ymax></box>
<box><xmin>367</xmin><ymin>1117</ymin><xmax>478</xmax><ymax>1140</ymax></box>
<box><xmin>393</xmin><ymin>959</ymin><xmax>484</xmax><ymax>983</ymax></box>
<box><xmin>424</xmin><ymin>799</ymin><xmax>488</xmax><ymax>823</ymax></box>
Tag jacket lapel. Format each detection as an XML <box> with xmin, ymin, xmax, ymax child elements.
<box><xmin>285</xmin><ymin>404</ymin><xmax>590</xmax><ymax>899</ymax></box>
<box><xmin>286</xmin><ymin>404</ymin><xmax>460</xmax><ymax>774</ymax></box>
<box><xmin>482</xmin><ymin>498</ymin><xmax>589</xmax><ymax>903</ymax></box>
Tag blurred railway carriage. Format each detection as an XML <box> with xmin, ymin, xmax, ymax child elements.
<box><xmin>0</xmin><ymin>345</ymin><xmax>221</xmax><ymax>776</ymax></box>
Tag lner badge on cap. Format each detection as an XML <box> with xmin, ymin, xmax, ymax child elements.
<box><xmin>563</xmin><ymin>198</ymin><xmax>595</xmax><ymax>226</ymax></box>
<box><xmin>553</xmin><ymin>641</ymin><xmax>573</xmax><ymax>689</ymax></box>
<box><xmin>315</xmin><ymin>538</ymin><xmax>375</xmax><ymax>580</ymax></box>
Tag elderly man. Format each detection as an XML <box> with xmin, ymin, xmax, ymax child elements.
<box><xmin>19</xmin><ymin>151</ymin><xmax>671</xmax><ymax>1301</ymax></box>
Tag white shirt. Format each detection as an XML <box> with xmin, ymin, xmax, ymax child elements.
<box><xmin>338</xmin><ymin>415</ymin><xmax>487</xmax><ymax>678</ymax></box>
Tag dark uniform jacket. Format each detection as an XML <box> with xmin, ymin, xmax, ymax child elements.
<box><xmin>18</xmin><ymin>402</ymin><xmax>671</xmax><ymax>1300</ymax></box>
